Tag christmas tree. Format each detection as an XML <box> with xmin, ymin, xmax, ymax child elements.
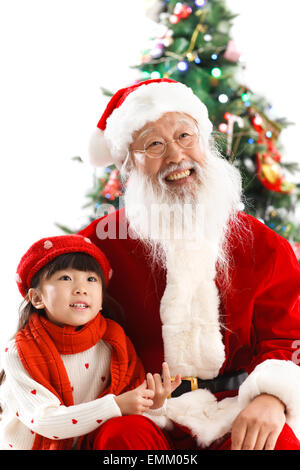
<box><xmin>58</xmin><ymin>0</ymin><xmax>300</xmax><ymax>258</ymax></box>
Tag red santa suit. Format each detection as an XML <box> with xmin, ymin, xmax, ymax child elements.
<box><xmin>82</xmin><ymin>77</ymin><xmax>300</xmax><ymax>449</ymax></box>
<box><xmin>78</xmin><ymin>207</ymin><xmax>300</xmax><ymax>448</ymax></box>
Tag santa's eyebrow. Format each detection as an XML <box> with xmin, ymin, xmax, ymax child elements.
<box><xmin>137</xmin><ymin>127</ymin><xmax>157</xmax><ymax>139</ymax></box>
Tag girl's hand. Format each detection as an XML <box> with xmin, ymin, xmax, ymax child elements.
<box><xmin>146</xmin><ymin>362</ymin><xmax>181</xmax><ymax>410</ymax></box>
<box><xmin>114</xmin><ymin>381</ymin><xmax>154</xmax><ymax>415</ymax></box>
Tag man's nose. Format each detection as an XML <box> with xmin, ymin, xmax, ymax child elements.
<box><xmin>164</xmin><ymin>141</ymin><xmax>186</xmax><ymax>165</ymax></box>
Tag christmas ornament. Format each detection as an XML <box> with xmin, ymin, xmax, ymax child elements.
<box><xmin>224</xmin><ymin>39</ymin><xmax>241</xmax><ymax>62</ymax></box>
<box><xmin>251</xmin><ymin>113</ymin><xmax>295</xmax><ymax>194</ymax></box>
<box><xmin>224</xmin><ymin>113</ymin><xmax>244</xmax><ymax>157</ymax></box>
<box><xmin>174</xmin><ymin>3</ymin><xmax>192</xmax><ymax>18</ymax></box>
<box><xmin>169</xmin><ymin>2</ymin><xmax>192</xmax><ymax>24</ymax></box>
<box><xmin>150</xmin><ymin>41</ymin><xmax>164</xmax><ymax>59</ymax></box>
<box><xmin>102</xmin><ymin>169</ymin><xmax>123</xmax><ymax>201</ymax></box>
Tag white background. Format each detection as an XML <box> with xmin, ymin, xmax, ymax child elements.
<box><xmin>0</xmin><ymin>0</ymin><xmax>299</xmax><ymax>348</ymax></box>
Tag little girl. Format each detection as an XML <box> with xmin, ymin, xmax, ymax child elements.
<box><xmin>0</xmin><ymin>234</ymin><xmax>180</xmax><ymax>450</ymax></box>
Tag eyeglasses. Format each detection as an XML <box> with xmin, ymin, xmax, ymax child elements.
<box><xmin>131</xmin><ymin>130</ymin><xmax>199</xmax><ymax>159</ymax></box>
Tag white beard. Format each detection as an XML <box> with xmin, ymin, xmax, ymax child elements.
<box><xmin>121</xmin><ymin>146</ymin><xmax>244</xmax><ymax>378</ymax></box>
<box><xmin>122</xmin><ymin>146</ymin><xmax>243</xmax><ymax>278</ymax></box>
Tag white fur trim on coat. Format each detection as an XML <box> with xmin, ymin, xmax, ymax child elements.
<box><xmin>160</xmin><ymin>239</ymin><xmax>225</xmax><ymax>379</ymax></box>
<box><xmin>89</xmin><ymin>81</ymin><xmax>213</xmax><ymax>169</ymax></box>
<box><xmin>166</xmin><ymin>390</ymin><xmax>242</xmax><ymax>448</ymax></box>
<box><xmin>238</xmin><ymin>359</ymin><xmax>300</xmax><ymax>440</ymax></box>
<box><xmin>145</xmin><ymin>389</ymin><xmax>242</xmax><ymax>448</ymax></box>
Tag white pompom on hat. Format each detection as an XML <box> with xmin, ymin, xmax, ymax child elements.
<box><xmin>89</xmin><ymin>78</ymin><xmax>213</xmax><ymax>169</ymax></box>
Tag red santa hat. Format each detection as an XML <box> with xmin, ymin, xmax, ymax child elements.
<box><xmin>89</xmin><ymin>78</ymin><xmax>213</xmax><ymax>169</ymax></box>
<box><xmin>16</xmin><ymin>234</ymin><xmax>112</xmax><ymax>298</ymax></box>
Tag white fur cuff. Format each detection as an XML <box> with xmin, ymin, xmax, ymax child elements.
<box><xmin>238</xmin><ymin>359</ymin><xmax>300</xmax><ymax>439</ymax></box>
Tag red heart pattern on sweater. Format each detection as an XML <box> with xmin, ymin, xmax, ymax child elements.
<box><xmin>85</xmin><ymin>363</ymin><xmax>89</xmax><ymax>369</ymax></box>
<box><xmin>96</xmin><ymin>419</ymin><xmax>102</xmax><ymax>424</ymax></box>
<box><xmin>53</xmin><ymin>436</ymin><xmax>59</xmax><ymax>439</ymax></box>
<box><xmin>101</xmin><ymin>376</ymin><xmax>106</xmax><ymax>382</ymax></box>
<box><xmin>72</xmin><ymin>419</ymin><xmax>78</xmax><ymax>424</ymax></box>
<box><xmin>31</xmin><ymin>389</ymin><xmax>37</xmax><ymax>395</ymax></box>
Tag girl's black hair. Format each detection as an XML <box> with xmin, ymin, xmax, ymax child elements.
<box><xmin>0</xmin><ymin>252</ymin><xmax>126</xmax><ymax>390</ymax></box>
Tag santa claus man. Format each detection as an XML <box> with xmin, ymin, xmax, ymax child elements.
<box><xmin>78</xmin><ymin>78</ymin><xmax>300</xmax><ymax>450</ymax></box>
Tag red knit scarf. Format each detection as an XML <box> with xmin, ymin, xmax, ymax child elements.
<box><xmin>15</xmin><ymin>312</ymin><xmax>145</xmax><ymax>450</ymax></box>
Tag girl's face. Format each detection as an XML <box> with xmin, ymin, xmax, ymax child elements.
<box><xmin>28</xmin><ymin>268</ymin><xmax>103</xmax><ymax>327</ymax></box>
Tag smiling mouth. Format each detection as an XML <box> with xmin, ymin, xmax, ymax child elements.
<box><xmin>70</xmin><ymin>303</ymin><xmax>89</xmax><ymax>309</ymax></box>
<box><xmin>165</xmin><ymin>168</ymin><xmax>194</xmax><ymax>182</ymax></box>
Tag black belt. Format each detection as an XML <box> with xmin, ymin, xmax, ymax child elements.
<box><xmin>170</xmin><ymin>370</ymin><xmax>248</xmax><ymax>398</ymax></box>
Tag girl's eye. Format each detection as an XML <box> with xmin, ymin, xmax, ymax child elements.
<box><xmin>60</xmin><ymin>275</ymin><xmax>71</xmax><ymax>280</ymax></box>
<box><xmin>88</xmin><ymin>276</ymin><xmax>98</xmax><ymax>282</ymax></box>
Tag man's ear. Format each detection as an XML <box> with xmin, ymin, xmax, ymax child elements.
<box><xmin>28</xmin><ymin>288</ymin><xmax>44</xmax><ymax>309</ymax></box>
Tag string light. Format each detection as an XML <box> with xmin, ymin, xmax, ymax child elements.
<box><xmin>218</xmin><ymin>93</ymin><xmax>229</xmax><ymax>103</ymax></box>
<box><xmin>140</xmin><ymin>71</ymin><xmax>151</xmax><ymax>80</ymax></box>
<box><xmin>218</xmin><ymin>123</ymin><xmax>228</xmax><ymax>133</ymax></box>
<box><xmin>241</xmin><ymin>93</ymin><xmax>249</xmax><ymax>102</ymax></box>
<box><xmin>169</xmin><ymin>14</ymin><xmax>180</xmax><ymax>24</ymax></box>
<box><xmin>211</xmin><ymin>67</ymin><xmax>222</xmax><ymax>78</ymax></box>
<box><xmin>253</xmin><ymin>115</ymin><xmax>263</xmax><ymax>126</ymax></box>
<box><xmin>151</xmin><ymin>71</ymin><xmax>162</xmax><ymax>79</ymax></box>
<box><xmin>266</xmin><ymin>131</ymin><xmax>272</xmax><ymax>138</ymax></box>
<box><xmin>195</xmin><ymin>0</ymin><xmax>207</xmax><ymax>7</ymax></box>
<box><xmin>177</xmin><ymin>60</ymin><xmax>189</xmax><ymax>71</ymax></box>
<box><xmin>211</xmin><ymin>53</ymin><xmax>218</xmax><ymax>60</ymax></box>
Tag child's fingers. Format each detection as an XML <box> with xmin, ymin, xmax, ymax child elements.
<box><xmin>170</xmin><ymin>374</ymin><xmax>182</xmax><ymax>393</ymax></box>
<box><xmin>153</xmin><ymin>373</ymin><xmax>163</xmax><ymax>391</ymax></box>
<box><xmin>162</xmin><ymin>362</ymin><xmax>171</xmax><ymax>388</ymax></box>
<box><xmin>146</xmin><ymin>373</ymin><xmax>155</xmax><ymax>392</ymax></box>
<box><xmin>143</xmin><ymin>388</ymin><xmax>155</xmax><ymax>399</ymax></box>
<box><xmin>135</xmin><ymin>380</ymin><xmax>147</xmax><ymax>391</ymax></box>
<box><xmin>141</xmin><ymin>397</ymin><xmax>154</xmax><ymax>409</ymax></box>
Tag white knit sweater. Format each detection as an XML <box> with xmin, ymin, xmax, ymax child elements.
<box><xmin>0</xmin><ymin>338</ymin><xmax>161</xmax><ymax>450</ymax></box>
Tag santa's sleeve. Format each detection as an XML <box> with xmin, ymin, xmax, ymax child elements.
<box><xmin>238</xmin><ymin>236</ymin><xmax>300</xmax><ymax>436</ymax></box>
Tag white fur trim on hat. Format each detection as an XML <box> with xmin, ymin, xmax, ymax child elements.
<box><xmin>89</xmin><ymin>128</ymin><xmax>115</xmax><ymax>168</ymax></box>
<box><xmin>89</xmin><ymin>81</ymin><xmax>213</xmax><ymax>169</ymax></box>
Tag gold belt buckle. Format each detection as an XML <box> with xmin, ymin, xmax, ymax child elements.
<box><xmin>168</xmin><ymin>376</ymin><xmax>198</xmax><ymax>398</ymax></box>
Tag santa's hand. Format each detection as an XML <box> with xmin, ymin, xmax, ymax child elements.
<box><xmin>146</xmin><ymin>362</ymin><xmax>181</xmax><ymax>409</ymax></box>
<box><xmin>231</xmin><ymin>393</ymin><xmax>286</xmax><ymax>450</ymax></box>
